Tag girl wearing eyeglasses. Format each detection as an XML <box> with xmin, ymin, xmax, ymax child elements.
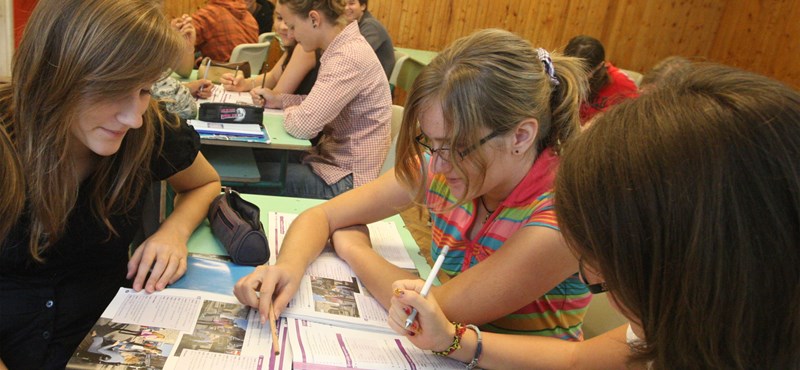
<box><xmin>236</xmin><ymin>28</ymin><xmax>593</xmax><ymax>343</ymax></box>
<box><xmin>389</xmin><ymin>64</ymin><xmax>800</xmax><ymax>369</ymax></box>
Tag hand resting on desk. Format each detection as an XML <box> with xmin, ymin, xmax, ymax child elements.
<box><xmin>126</xmin><ymin>228</ymin><xmax>189</xmax><ymax>293</ymax></box>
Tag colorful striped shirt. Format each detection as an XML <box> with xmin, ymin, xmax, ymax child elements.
<box><xmin>426</xmin><ymin>148</ymin><xmax>591</xmax><ymax>341</ymax></box>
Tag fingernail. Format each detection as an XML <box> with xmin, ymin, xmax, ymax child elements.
<box><xmin>403</xmin><ymin>307</ymin><xmax>411</xmax><ymax>315</ymax></box>
<box><xmin>393</xmin><ymin>288</ymin><xmax>404</xmax><ymax>297</ymax></box>
<box><xmin>408</xmin><ymin>331</ymin><xmax>415</xmax><ymax>336</ymax></box>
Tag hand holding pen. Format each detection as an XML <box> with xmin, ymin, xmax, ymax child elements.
<box><xmin>404</xmin><ymin>245</ymin><xmax>449</xmax><ymax>329</ymax></box>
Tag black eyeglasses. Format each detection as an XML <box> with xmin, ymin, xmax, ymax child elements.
<box><xmin>578</xmin><ymin>257</ymin><xmax>608</xmax><ymax>294</ymax></box>
<box><xmin>415</xmin><ymin>131</ymin><xmax>502</xmax><ymax>161</ymax></box>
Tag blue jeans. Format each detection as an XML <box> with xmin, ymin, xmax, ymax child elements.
<box><xmin>255</xmin><ymin>150</ymin><xmax>353</xmax><ymax>199</ymax></box>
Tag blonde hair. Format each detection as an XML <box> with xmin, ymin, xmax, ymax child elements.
<box><xmin>395</xmin><ymin>28</ymin><xmax>587</xmax><ymax>205</ymax></box>
<box><xmin>0</xmin><ymin>0</ymin><xmax>183</xmax><ymax>261</ymax></box>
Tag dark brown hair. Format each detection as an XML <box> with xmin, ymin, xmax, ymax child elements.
<box><xmin>556</xmin><ymin>63</ymin><xmax>800</xmax><ymax>368</ymax></box>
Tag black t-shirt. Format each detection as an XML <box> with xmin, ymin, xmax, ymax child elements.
<box><xmin>0</xmin><ymin>118</ymin><xmax>200</xmax><ymax>370</ymax></box>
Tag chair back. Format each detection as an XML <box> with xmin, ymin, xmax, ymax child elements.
<box><xmin>380</xmin><ymin>105</ymin><xmax>405</xmax><ymax>175</ymax></box>
<box><xmin>581</xmin><ymin>292</ymin><xmax>629</xmax><ymax>339</ymax></box>
<box><xmin>389</xmin><ymin>51</ymin><xmax>409</xmax><ymax>88</ymax></box>
<box><xmin>619</xmin><ymin>68</ymin><xmax>644</xmax><ymax>87</ymax></box>
<box><xmin>258</xmin><ymin>32</ymin><xmax>276</xmax><ymax>44</ymax></box>
<box><xmin>230</xmin><ymin>42</ymin><xmax>271</xmax><ymax>75</ymax></box>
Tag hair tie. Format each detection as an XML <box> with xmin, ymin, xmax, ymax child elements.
<box><xmin>536</xmin><ymin>48</ymin><xmax>560</xmax><ymax>86</ymax></box>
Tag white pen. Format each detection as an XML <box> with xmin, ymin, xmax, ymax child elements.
<box><xmin>199</xmin><ymin>58</ymin><xmax>211</xmax><ymax>92</ymax></box>
<box><xmin>404</xmin><ymin>245</ymin><xmax>450</xmax><ymax>329</ymax></box>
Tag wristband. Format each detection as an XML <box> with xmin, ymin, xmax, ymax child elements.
<box><xmin>464</xmin><ymin>324</ymin><xmax>482</xmax><ymax>369</ymax></box>
<box><xmin>432</xmin><ymin>322</ymin><xmax>466</xmax><ymax>357</ymax></box>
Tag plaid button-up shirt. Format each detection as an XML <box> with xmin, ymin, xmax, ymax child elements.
<box><xmin>280</xmin><ymin>22</ymin><xmax>392</xmax><ymax>187</ymax></box>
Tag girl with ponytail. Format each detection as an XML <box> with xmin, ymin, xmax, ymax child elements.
<box><xmin>236</xmin><ymin>28</ymin><xmax>592</xmax><ymax>343</ymax></box>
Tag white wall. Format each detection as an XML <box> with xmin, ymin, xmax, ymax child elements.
<box><xmin>0</xmin><ymin>0</ymin><xmax>13</xmax><ymax>77</ymax></box>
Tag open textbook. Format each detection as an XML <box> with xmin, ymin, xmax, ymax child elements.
<box><xmin>270</xmin><ymin>212</ymin><xmax>418</xmax><ymax>333</ymax></box>
<box><xmin>67</xmin><ymin>288</ymin><xmax>291</xmax><ymax>370</ymax></box>
<box><xmin>288</xmin><ymin>318</ymin><xmax>463</xmax><ymax>370</ymax></box>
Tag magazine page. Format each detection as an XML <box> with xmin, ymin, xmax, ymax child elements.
<box><xmin>287</xmin><ymin>318</ymin><xmax>464</xmax><ymax>370</ymax></box>
<box><xmin>67</xmin><ymin>288</ymin><xmax>291</xmax><ymax>370</ymax></box>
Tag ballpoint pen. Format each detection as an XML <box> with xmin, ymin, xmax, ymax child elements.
<box><xmin>199</xmin><ymin>58</ymin><xmax>211</xmax><ymax>93</ymax></box>
<box><xmin>404</xmin><ymin>245</ymin><xmax>450</xmax><ymax>329</ymax></box>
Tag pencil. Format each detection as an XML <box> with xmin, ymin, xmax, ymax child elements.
<box><xmin>269</xmin><ymin>303</ymin><xmax>280</xmax><ymax>355</ymax></box>
<box><xmin>234</xmin><ymin>65</ymin><xmax>240</xmax><ymax>80</ymax></box>
<box><xmin>260</xmin><ymin>69</ymin><xmax>268</xmax><ymax>88</ymax></box>
<box><xmin>404</xmin><ymin>245</ymin><xmax>450</xmax><ymax>329</ymax></box>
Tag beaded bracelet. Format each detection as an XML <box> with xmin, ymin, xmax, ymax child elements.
<box><xmin>432</xmin><ymin>322</ymin><xmax>466</xmax><ymax>357</ymax></box>
<box><xmin>464</xmin><ymin>324</ymin><xmax>483</xmax><ymax>369</ymax></box>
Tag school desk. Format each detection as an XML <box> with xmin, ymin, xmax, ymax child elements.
<box><xmin>173</xmin><ymin>193</ymin><xmax>431</xmax><ymax>294</ymax></box>
<box><xmin>172</xmin><ymin>70</ymin><xmax>312</xmax><ymax>191</ymax></box>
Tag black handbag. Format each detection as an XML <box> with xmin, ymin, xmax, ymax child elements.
<box><xmin>207</xmin><ymin>187</ymin><xmax>270</xmax><ymax>265</ymax></box>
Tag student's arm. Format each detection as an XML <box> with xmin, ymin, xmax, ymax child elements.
<box><xmin>233</xmin><ymin>170</ymin><xmax>413</xmax><ymax>322</ymax></box>
<box><xmin>389</xmin><ymin>279</ymin><xmax>633</xmax><ymax>369</ymax></box>
<box><xmin>271</xmin><ymin>47</ymin><xmax>316</xmax><ymax>94</ymax></box>
<box><xmin>222</xmin><ymin>53</ymin><xmax>284</xmax><ymax>92</ymax></box>
<box><xmin>171</xmin><ymin>15</ymin><xmax>196</xmax><ymax>78</ymax></box>
<box><xmin>127</xmin><ymin>152</ymin><xmax>221</xmax><ymax>293</ymax></box>
<box><xmin>0</xmin><ymin>357</ymin><xmax>7</xmax><ymax>370</ymax></box>
<box><xmin>337</xmin><ymin>207</ymin><xmax>579</xmax><ymax>324</ymax></box>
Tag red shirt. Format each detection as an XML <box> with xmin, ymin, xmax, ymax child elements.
<box><xmin>580</xmin><ymin>62</ymin><xmax>639</xmax><ymax>124</ymax></box>
<box><xmin>193</xmin><ymin>0</ymin><xmax>259</xmax><ymax>62</ymax></box>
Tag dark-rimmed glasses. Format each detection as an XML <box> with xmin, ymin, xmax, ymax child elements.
<box><xmin>415</xmin><ymin>131</ymin><xmax>502</xmax><ymax>162</ymax></box>
<box><xmin>578</xmin><ymin>257</ymin><xmax>609</xmax><ymax>294</ymax></box>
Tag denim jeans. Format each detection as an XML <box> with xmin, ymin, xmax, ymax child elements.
<box><xmin>254</xmin><ymin>150</ymin><xmax>353</xmax><ymax>199</ymax></box>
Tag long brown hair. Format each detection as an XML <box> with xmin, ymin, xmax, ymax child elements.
<box><xmin>395</xmin><ymin>28</ymin><xmax>586</xmax><ymax>206</ymax></box>
<box><xmin>556</xmin><ymin>64</ymin><xmax>800</xmax><ymax>368</ymax></box>
<box><xmin>0</xmin><ymin>0</ymin><xmax>183</xmax><ymax>261</ymax></box>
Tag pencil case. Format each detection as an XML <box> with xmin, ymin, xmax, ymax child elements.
<box><xmin>199</xmin><ymin>102</ymin><xmax>263</xmax><ymax>124</ymax></box>
<box><xmin>207</xmin><ymin>187</ymin><xmax>270</xmax><ymax>266</ymax></box>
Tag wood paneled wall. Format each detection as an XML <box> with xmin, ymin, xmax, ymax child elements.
<box><xmin>163</xmin><ymin>0</ymin><xmax>799</xmax><ymax>88</ymax></box>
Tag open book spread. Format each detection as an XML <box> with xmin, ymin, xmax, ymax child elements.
<box><xmin>271</xmin><ymin>212</ymin><xmax>418</xmax><ymax>332</ymax></box>
<box><xmin>70</xmin><ymin>212</ymin><xmax>445</xmax><ymax>370</ymax></box>
<box><xmin>67</xmin><ymin>288</ymin><xmax>291</xmax><ymax>370</ymax></box>
<box><xmin>288</xmin><ymin>318</ymin><xmax>463</xmax><ymax>370</ymax></box>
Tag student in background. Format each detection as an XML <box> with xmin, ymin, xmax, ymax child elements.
<box><xmin>245</xmin><ymin>0</ymin><xmax>276</xmax><ymax>34</ymax></box>
<box><xmin>564</xmin><ymin>35</ymin><xmax>639</xmax><ymax>124</ymax></box>
<box><xmin>250</xmin><ymin>0</ymin><xmax>391</xmax><ymax>199</ymax></box>
<box><xmin>151</xmin><ymin>77</ymin><xmax>213</xmax><ymax>120</ymax></box>
<box><xmin>344</xmin><ymin>0</ymin><xmax>395</xmax><ymax>79</ymax></box>
<box><xmin>388</xmin><ymin>64</ymin><xmax>800</xmax><ymax>369</ymax></box>
<box><xmin>235</xmin><ymin>29</ymin><xmax>592</xmax><ymax>342</ymax></box>
<box><xmin>639</xmin><ymin>55</ymin><xmax>692</xmax><ymax>92</ymax></box>
<box><xmin>0</xmin><ymin>0</ymin><xmax>221</xmax><ymax>368</ymax></box>
<box><xmin>175</xmin><ymin>0</ymin><xmax>259</xmax><ymax>72</ymax></box>
<box><xmin>221</xmin><ymin>4</ymin><xmax>320</xmax><ymax>96</ymax></box>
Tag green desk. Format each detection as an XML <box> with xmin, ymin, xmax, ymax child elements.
<box><xmin>171</xmin><ymin>70</ymin><xmax>312</xmax><ymax>190</ymax></box>
<box><xmin>395</xmin><ymin>47</ymin><xmax>438</xmax><ymax>65</ymax></box>
<box><xmin>179</xmin><ymin>194</ymin><xmax>432</xmax><ymax>292</ymax></box>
